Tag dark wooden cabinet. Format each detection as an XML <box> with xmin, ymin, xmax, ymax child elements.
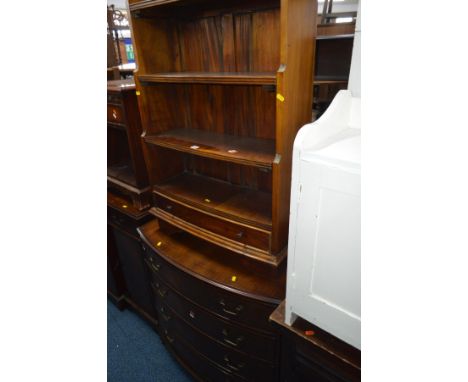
<box><xmin>270</xmin><ymin>302</ymin><xmax>361</xmax><ymax>382</ymax></box>
<box><xmin>107</xmin><ymin>79</ymin><xmax>151</xmax><ymax>210</ymax></box>
<box><xmin>313</xmin><ymin>22</ymin><xmax>355</xmax><ymax>120</ymax></box>
<box><xmin>107</xmin><ymin>193</ymin><xmax>157</xmax><ymax>325</ymax></box>
<box><xmin>138</xmin><ymin>219</ymin><xmax>285</xmax><ymax>381</ymax></box>
<box><xmin>107</xmin><ymin>79</ymin><xmax>157</xmax><ymax>326</ymax></box>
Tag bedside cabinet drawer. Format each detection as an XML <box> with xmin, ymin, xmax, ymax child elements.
<box><xmin>154</xmin><ymin>194</ymin><xmax>270</xmax><ymax>253</ymax></box>
<box><xmin>107</xmin><ymin>104</ymin><xmax>124</xmax><ymax>124</ymax></box>
<box><xmin>157</xmin><ymin>301</ymin><xmax>278</xmax><ymax>382</ymax></box>
<box><xmin>150</xmin><ymin>277</ymin><xmax>278</xmax><ymax>364</ymax></box>
<box><xmin>108</xmin><ymin>207</ymin><xmax>135</xmax><ymax>236</ymax></box>
<box><xmin>144</xmin><ymin>246</ymin><xmax>276</xmax><ymax>333</ymax></box>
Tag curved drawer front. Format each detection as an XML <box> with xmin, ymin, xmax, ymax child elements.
<box><xmin>144</xmin><ymin>248</ymin><xmax>277</xmax><ymax>333</ymax></box>
<box><xmin>154</xmin><ymin>194</ymin><xmax>271</xmax><ymax>252</ymax></box>
<box><xmin>150</xmin><ymin>277</ymin><xmax>278</xmax><ymax>364</ymax></box>
<box><xmin>156</xmin><ymin>300</ymin><xmax>277</xmax><ymax>382</ymax></box>
<box><xmin>160</xmin><ymin>323</ymin><xmax>247</xmax><ymax>382</ymax></box>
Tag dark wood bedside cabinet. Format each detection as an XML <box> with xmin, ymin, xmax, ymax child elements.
<box><xmin>270</xmin><ymin>302</ymin><xmax>361</xmax><ymax>382</ymax></box>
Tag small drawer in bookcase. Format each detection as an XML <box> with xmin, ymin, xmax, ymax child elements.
<box><xmin>154</xmin><ymin>194</ymin><xmax>270</xmax><ymax>252</ymax></box>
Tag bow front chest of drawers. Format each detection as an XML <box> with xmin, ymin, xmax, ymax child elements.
<box><xmin>138</xmin><ymin>220</ymin><xmax>286</xmax><ymax>381</ymax></box>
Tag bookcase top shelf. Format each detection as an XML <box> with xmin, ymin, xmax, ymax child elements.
<box><xmin>138</xmin><ymin>72</ymin><xmax>276</xmax><ymax>86</ymax></box>
<box><xmin>144</xmin><ymin>128</ymin><xmax>276</xmax><ymax>169</ymax></box>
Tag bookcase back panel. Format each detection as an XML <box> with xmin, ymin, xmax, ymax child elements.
<box><xmin>144</xmin><ymin>144</ymin><xmax>272</xmax><ymax>194</ymax></box>
<box><xmin>143</xmin><ymin>84</ymin><xmax>276</xmax><ymax>139</ymax></box>
<box><xmin>186</xmin><ymin>156</ymin><xmax>272</xmax><ymax>193</ymax></box>
<box><xmin>133</xmin><ymin>5</ymin><xmax>280</xmax><ymax>73</ymax></box>
<box><xmin>175</xmin><ymin>9</ymin><xmax>280</xmax><ymax>73</ymax></box>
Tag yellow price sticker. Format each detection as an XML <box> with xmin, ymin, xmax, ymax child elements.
<box><xmin>231</xmin><ymin>276</ymin><xmax>237</xmax><ymax>282</ymax></box>
<box><xmin>276</xmin><ymin>93</ymin><xmax>285</xmax><ymax>102</ymax></box>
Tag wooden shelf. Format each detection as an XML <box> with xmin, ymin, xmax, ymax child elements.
<box><xmin>154</xmin><ymin>172</ymin><xmax>272</xmax><ymax>230</ymax></box>
<box><xmin>138</xmin><ymin>220</ymin><xmax>285</xmax><ymax>303</ymax></box>
<box><xmin>108</xmin><ymin>163</ymin><xmax>136</xmax><ymax>187</ymax></box>
<box><xmin>138</xmin><ymin>72</ymin><xmax>276</xmax><ymax>86</ymax></box>
<box><xmin>145</xmin><ymin>128</ymin><xmax>276</xmax><ymax>169</ymax></box>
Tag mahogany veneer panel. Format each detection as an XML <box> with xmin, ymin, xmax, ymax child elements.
<box><xmin>154</xmin><ymin>172</ymin><xmax>272</xmax><ymax>229</ymax></box>
<box><xmin>139</xmin><ymin>72</ymin><xmax>276</xmax><ymax>85</ymax></box>
<box><xmin>145</xmin><ymin>128</ymin><xmax>275</xmax><ymax>169</ymax></box>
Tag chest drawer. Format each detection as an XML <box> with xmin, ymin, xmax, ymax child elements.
<box><xmin>107</xmin><ymin>104</ymin><xmax>125</xmax><ymax>124</ymax></box>
<box><xmin>154</xmin><ymin>194</ymin><xmax>270</xmax><ymax>252</ymax></box>
<box><xmin>157</xmin><ymin>300</ymin><xmax>278</xmax><ymax>382</ymax></box>
<box><xmin>161</xmin><ymin>324</ymin><xmax>247</xmax><ymax>382</ymax></box>
<box><xmin>150</xmin><ymin>277</ymin><xmax>278</xmax><ymax>363</ymax></box>
<box><xmin>143</xmin><ymin>242</ymin><xmax>276</xmax><ymax>333</ymax></box>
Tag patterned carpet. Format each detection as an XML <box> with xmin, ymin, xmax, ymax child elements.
<box><xmin>107</xmin><ymin>300</ymin><xmax>192</xmax><ymax>382</ymax></box>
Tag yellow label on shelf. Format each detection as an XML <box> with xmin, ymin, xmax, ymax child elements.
<box><xmin>136</xmin><ymin>91</ymin><xmax>141</xmax><ymax>96</ymax></box>
<box><xmin>276</xmin><ymin>93</ymin><xmax>285</xmax><ymax>102</ymax></box>
<box><xmin>231</xmin><ymin>276</ymin><xmax>237</xmax><ymax>282</ymax></box>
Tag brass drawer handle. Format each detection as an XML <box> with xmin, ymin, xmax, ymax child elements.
<box><xmin>219</xmin><ymin>299</ymin><xmax>243</xmax><ymax>316</ymax></box>
<box><xmin>159</xmin><ymin>307</ymin><xmax>171</xmax><ymax>322</ymax></box>
<box><xmin>223</xmin><ymin>355</ymin><xmax>245</xmax><ymax>372</ymax></box>
<box><xmin>164</xmin><ymin>329</ymin><xmax>174</xmax><ymax>344</ymax></box>
<box><xmin>152</xmin><ymin>282</ymin><xmax>168</xmax><ymax>298</ymax></box>
<box><xmin>151</xmin><ymin>263</ymin><xmax>161</xmax><ymax>272</ymax></box>
<box><xmin>157</xmin><ymin>286</ymin><xmax>168</xmax><ymax>298</ymax></box>
<box><xmin>222</xmin><ymin>329</ymin><xmax>244</xmax><ymax>348</ymax></box>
